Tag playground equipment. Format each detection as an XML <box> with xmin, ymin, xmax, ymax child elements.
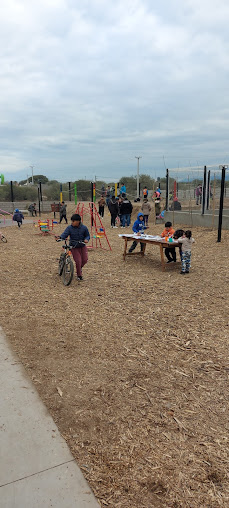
<box><xmin>0</xmin><ymin>208</ymin><xmax>13</xmax><ymax>225</ymax></box>
<box><xmin>34</xmin><ymin>218</ymin><xmax>58</xmax><ymax>236</ymax></box>
<box><xmin>0</xmin><ymin>174</ymin><xmax>4</xmax><ymax>184</ymax></box>
<box><xmin>75</xmin><ymin>202</ymin><xmax>111</xmax><ymax>251</ymax></box>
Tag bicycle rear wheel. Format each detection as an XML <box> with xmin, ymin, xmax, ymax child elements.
<box><xmin>62</xmin><ymin>257</ymin><xmax>74</xmax><ymax>286</ymax></box>
<box><xmin>1</xmin><ymin>235</ymin><xmax>7</xmax><ymax>243</ymax></box>
<box><xmin>58</xmin><ymin>253</ymin><xmax>65</xmax><ymax>275</ymax></box>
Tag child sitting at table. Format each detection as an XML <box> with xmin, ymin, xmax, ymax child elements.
<box><xmin>128</xmin><ymin>213</ymin><xmax>147</xmax><ymax>253</ymax></box>
<box><xmin>161</xmin><ymin>221</ymin><xmax>176</xmax><ymax>263</ymax></box>
<box><xmin>178</xmin><ymin>230</ymin><xmax>195</xmax><ymax>274</ymax></box>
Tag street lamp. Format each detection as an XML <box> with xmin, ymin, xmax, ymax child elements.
<box><xmin>30</xmin><ymin>165</ymin><xmax>34</xmax><ymax>185</ymax></box>
<box><xmin>135</xmin><ymin>156</ymin><xmax>142</xmax><ymax>199</ymax></box>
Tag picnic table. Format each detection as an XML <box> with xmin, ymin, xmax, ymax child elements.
<box><xmin>120</xmin><ymin>234</ymin><xmax>180</xmax><ymax>271</ymax></box>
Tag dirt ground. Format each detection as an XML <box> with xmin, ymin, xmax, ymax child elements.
<box><xmin>1</xmin><ymin>204</ymin><xmax>229</xmax><ymax>507</ymax></box>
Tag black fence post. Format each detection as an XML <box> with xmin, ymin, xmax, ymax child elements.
<box><xmin>10</xmin><ymin>181</ymin><xmax>14</xmax><ymax>203</ymax></box>
<box><xmin>217</xmin><ymin>166</ymin><xmax>226</xmax><ymax>242</ymax></box>
<box><xmin>39</xmin><ymin>182</ymin><xmax>43</xmax><ymax>201</ymax></box>
<box><xmin>38</xmin><ymin>187</ymin><xmax>41</xmax><ymax>216</ymax></box>
<box><xmin>166</xmin><ymin>169</ymin><xmax>169</xmax><ymax>211</ymax></box>
<box><xmin>207</xmin><ymin>170</ymin><xmax>210</xmax><ymax>210</ymax></box>
<box><xmin>68</xmin><ymin>182</ymin><xmax>71</xmax><ymax>201</ymax></box>
<box><xmin>202</xmin><ymin>166</ymin><xmax>207</xmax><ymax>215</ymax></box>
<box><xmin>91</xmin><ymin>182</ymin><xmax>94</xmax><ymax>227</ymax></box>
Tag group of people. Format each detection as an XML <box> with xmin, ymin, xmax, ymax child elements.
<box><xmin>98</xmin><ymin>194</ymin><xmax>133</xmax><ymax>228</ymax></box>
<box><xmin>98</xmin><ymin>192</ymin><xmax>156</xmax><ymax>228</ymax></box>
<box><xmin>128</xmin><ymin>217</ymin><xmax>195</xmax><ymax>275</ymax></box>
<box><xmin>55</xmin><ymin>212</ymin><xmax>194</xmax><ymax>282</ymax></box>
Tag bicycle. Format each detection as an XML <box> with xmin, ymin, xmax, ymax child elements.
<box><xmin>56</xmin><ymin>238</ymin><xmax>85</xmax><ymax>286</ymax></box>
<box><xmin>0</xmin><ymin>233</ymin><xmax>7</xmax><ymax>243</ymax></box>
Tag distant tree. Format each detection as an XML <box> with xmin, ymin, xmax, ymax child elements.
<box><xmin>19</xmin><ymin>174</ymin><xmax>49</xmax><ymax>185</ymax></box>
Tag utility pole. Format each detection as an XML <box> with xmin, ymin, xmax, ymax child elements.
<box><xmin>30</xmin><ymin>165</ymin><xmax>34</xmax><ymax>185</ymax></box>
<box><xmin>135</xmin><ymin>156</ymin><xmax>142</xmax><ymax>199</ymax></box>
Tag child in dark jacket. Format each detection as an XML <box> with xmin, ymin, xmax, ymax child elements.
<box><xmin>13</xmin><ymin>209</ymin><xmax>24</xmax><ymax>228</ymax></box>
<box><xmin>128</xmin><ymin>213</ymin><xmax>148</xmax><ymax>253</ymax></box>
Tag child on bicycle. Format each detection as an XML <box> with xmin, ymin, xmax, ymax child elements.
<box><xmin>57</xmin><ymin>213</ymin><xmax>90</xmax><ymax>281</ymax></box>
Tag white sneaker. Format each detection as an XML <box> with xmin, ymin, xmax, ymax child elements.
<box><xmin>113</xmin><ymin>226</ymin><xmax>118</xmax><ymax>228</ymax></box>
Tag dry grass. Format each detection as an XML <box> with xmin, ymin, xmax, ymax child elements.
<box><xmin>1</xmin><ymin>204</ymin><xmax>229</xmax><ymax>507</ymax></box>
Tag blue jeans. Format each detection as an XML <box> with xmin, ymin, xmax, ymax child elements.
<box><xmin>121</xmin><ymin>214</ymin><xmax>130</xmax><ymax>227</ymax></box>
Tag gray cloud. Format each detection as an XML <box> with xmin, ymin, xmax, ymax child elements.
<box><xmin>1</xmin><ymin>0</ymin><xmax>229</xmax><ymax>181</ymax></box>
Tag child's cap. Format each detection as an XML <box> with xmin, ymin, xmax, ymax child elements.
<box><xmin>15</xmin><ymin>208</ymin><xmax>19</xmax><ymax>212</ymax></box>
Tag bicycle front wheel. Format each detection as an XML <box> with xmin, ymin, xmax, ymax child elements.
<box><xmin>62</xmin><ymin>257</ymin><xmax>74</xmax><ymax>286</ymax></box>
<box><xmin>1</xmin><ymin>235</ymin><xmax>7</xmax><ymax>243</ymax></box>
<box><xmin>58</xmin><ymin>253</ymin><xmax>65</xmax><ymax>275</ymax></box>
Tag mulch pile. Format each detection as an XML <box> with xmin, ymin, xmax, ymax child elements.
<box><xmin>1</xmin><ymin>204</ymin><xmax>229</xmax><ymax>507</ymax></box>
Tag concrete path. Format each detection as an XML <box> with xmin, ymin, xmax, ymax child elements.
<box><xmin>0</xmin><ymin>329</ymin><xmax>100</xmax><ymax>508</ymax></box>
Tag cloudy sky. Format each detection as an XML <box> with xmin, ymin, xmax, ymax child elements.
<box><xmin>1</xmin><ymin>0</ymin><xmax>229</xmax><ymax>182</ymax></box>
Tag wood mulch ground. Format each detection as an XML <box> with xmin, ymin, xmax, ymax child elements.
<box><xmin>1</xmin><ymin>203</ymin><xmax>229</xmax><ymax>507</ymax></box>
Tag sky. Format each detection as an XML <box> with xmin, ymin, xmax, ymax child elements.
<box><xmin>1</xmin><ymin>0</ymin><xmax>229</xmax><ymax>182</ymax></box>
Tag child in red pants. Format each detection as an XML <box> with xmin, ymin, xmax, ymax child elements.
<box><xmin>58</xmin><ymin>213</ymin><xmax>90</xmax><ymax>280</ymax></box>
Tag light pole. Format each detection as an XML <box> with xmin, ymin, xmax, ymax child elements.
<box><xmin>30</xmin><ymin>165</ymin><xmax>34</xmax><ymax>185</ymax></box>
<box><xmin>135</xmin><ymin>156</ymin><xmax>142</xmax><ymax>199</ymax></box>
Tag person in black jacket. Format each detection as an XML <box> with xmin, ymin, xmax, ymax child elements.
<box><xmin>108</xmin><ymin>196</ymin><xmax>119</xmax><ymax>228</ymax></box>
<box><xmin>120</xmin><ymin>194</ymin><xmax>133</xmax><ymax>227</ymax></box>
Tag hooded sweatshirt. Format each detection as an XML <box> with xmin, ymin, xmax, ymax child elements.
<box><xmin>120</xmin><ymin>198</ymin><xmax>133</xmax><ymax>215</ymax></box>
<box><xmin>132</xmin><ymin>213</ymin><xmax>147</xmax><ymax>234</ymax></box>
<box><xmin>141</xmin><ymin>201</ymin><xmax>151</xmax><ymax>215</ymax></box>
<box><xmin>13</xmin><ymin>211</ymin><xmax>24</xmax><ymax>222</ymax></box>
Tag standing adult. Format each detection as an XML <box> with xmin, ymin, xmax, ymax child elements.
<box><xmin>59</xmin><ymin>213</ymin><xmax>90</xmax><ymax>281</ymax></box>
<box><xmin>120</xmin><ymin>182</ymin><xmax>126</xmax><ymax>197</ymax></box>
<box><xmin>106</xmin><ymin>186</ymin><xmax>111</xmax><ymax>206</ymax></box>
<box><xmin>108</xmin><ymin>196</ymin><xmax>119</xmax><ymax>228</ymax></box>
<box><xmin>195</xmin><ymin>185</ymin><xmax>202</xmax><ymax>205</ymax></box>
<box><xmin>59</xmin><ymin>201</ymin><xmax>68</xmax><ymax>224</ymax></box>
<box><xmin>141</xmin><ymin>198</ymin><xmax>151</xmax><ymax>225</ymax></box>
<box><xmin>120</xmin><ymin>194</ymin><xmax>133</xmax><ymax>227</ymax></box>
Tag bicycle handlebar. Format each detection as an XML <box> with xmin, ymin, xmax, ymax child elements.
<box><xmin>55</xmin><ymin>237</ymin><xmax>85</xmax><ymax>248</ymax></box>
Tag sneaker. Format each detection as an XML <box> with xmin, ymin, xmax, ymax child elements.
<box><xmin>185</xmin><ymin>270</ymin><xmax>189</xmax><ymax>273</ymax></box>
<box><xmin>167</xmin><ymin>259</ymin><xmax>173</xmax><ymax>263</ymax></box>
<box><xmin>180</xmin><ymin>271</ymin><xmax>186</xmax><ymax>274</ymax></box>
<box><xmin>77</xmin><ymin>276</ymin><xmax>83</xmax><ymax>281</ymax></box>
<box><xmin>113</xmin><ymin>226</ymin><xmax>118</xmax><ymax>228</ymax></box>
